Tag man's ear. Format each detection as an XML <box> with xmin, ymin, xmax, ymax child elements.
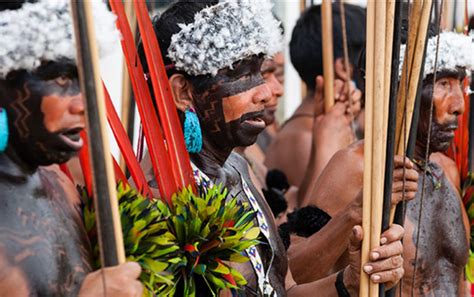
<box><xmin>169</xmin><ymin>74</ymin><xmax>194</xmax><ymax>112</ymax></box>
<box><xmin>334</xmin><ymin>57</ymin><xmax>353</xmax><ymax>81</ymax></box>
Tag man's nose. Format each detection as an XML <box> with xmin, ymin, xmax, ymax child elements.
<box><xmin>269</xmin><ymin>74</ymin><xmax>284</xmax><ymax>98</ymax></box>
<box><xmin>449</xmin><ymin>84</ymin><xmax>465</xmax><ymax>116</ymax></box>
<box><xmin>252</xmin><ymin>83</ymin><xmax>272</xmax><ymax>105</ymax></box>
<box><xmin>69</xmin><ymin>93</ymin><xmax>85</xmax><ymax>115</ymax></box>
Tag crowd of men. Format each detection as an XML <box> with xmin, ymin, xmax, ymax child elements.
<box><xmin>0</xmin><ymin>0</ymin><xmax>473</xmax><ymax>296</ymax></box>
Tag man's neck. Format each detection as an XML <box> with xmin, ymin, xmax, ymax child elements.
<box><xmin>0</xmin><ymin>147</ymin><xmax>37</xmax><ymax>180</ymax></box>
<box><xmin>190</xmin><ymin>136</ymin><xmax>233</xmax><ymax>178</ymax></box>
<box><xmin>234</xmin><ymin>147</ymin><xmax>245</xmax><ymax>154</ymax></box>
<box><xmin>298</xmin><ymin>91</ymin><xmax>324</xmax><ymax>117</ymax></box>
<box><xmin>413</xmin><ymin>141</ymin><xmax>432</xmax><ymax>167</ymax></box>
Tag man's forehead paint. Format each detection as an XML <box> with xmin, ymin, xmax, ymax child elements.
<box><xmin>203</xmin><ymin>57</ymin><xmax>265</xmax><ymax>99</ymax></box>
<box><xmin>26</xmin><ymin>62</ymin><xmax>81</xmax><ymax>98</ymax></box>
<box><xmin>34</xmin><ymin>60</ymin><xmax>78</xmax><ymax>81</ymax></box>
<box><xmin>209</xmin><ymin>74</ymin><xmax>265</xmax><ymax>100</ymax></box>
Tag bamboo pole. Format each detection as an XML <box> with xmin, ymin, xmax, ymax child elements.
<box><xmin>398</xmin><ymin>0</ymin><xmax>433</xmax><ymax>155</ymax></box>
<box><xmin>369</xmin><ymin>1</ymin><xmax>388</xmax><ymax>296</ymax></box>
<box><xmin>382</xmin><ymin>0</ymin><xmax>403</xmax><ymax>232</ymax></box>
<box><xmin>119</xmin><ymin>1</ymin><xmax>136</xmax><ymax>171</ymax></box>
<box><xmin>321</xmin><ymin>0</ymin><xmax>335</xmax><ymax>112</ymax></box>
<box><xmin>339</xmin><ymin>0</ymin><xmax>353</xmax><ymax>118</ymax></box>
<box><xmin>384</xmin><ymin>0</ymin><xmax>396</xmax><ymax>138</ymax></box>
<box><xmin>390</xmin><ymin>0</ymin><xmax>432</xmax><ymax>222</ymax></box>
<box><xmin>360</xmin><ymin>0</ymin><xmax>375</xmax><ymax>295</ymax></box>
<box><xmin>70</xmin><ymin>0</ymin><xmax>125</xmax><ymax>266</ymax></box>
<box><xmin>394</xmin><ymin>0</ymin><xmax>423</xmax><ymax>155</ymax></box>
<box><xmin>381</xmin><ymin>4</ymin><xmax>403</xmax><ymax>297</ymax></box>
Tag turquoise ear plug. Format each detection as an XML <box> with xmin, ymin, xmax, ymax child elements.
<box><xmin>183</xmin><ymin>107</ymin><xmax>202</xmax><ymax>153</ymax></box>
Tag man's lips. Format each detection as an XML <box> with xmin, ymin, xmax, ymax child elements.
<box><xmin>241</xmin><ymin>110</ymin><xmax>266</xmax><ymax>129</ymax></box>
<box><xmin>441</xmin><ymin>124</ymin><xmax>458</xmax><ymax>136</ymax></box>
<box><xmin>59</xmin><ymin>127</ymin><xmax>84</xmax><ymax>151</ymax></box>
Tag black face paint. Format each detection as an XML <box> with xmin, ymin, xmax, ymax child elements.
<box><xmin>2</xmin><ymin>60</ymin><xmax>83</xmax><ymax>167</ymax></box>
<box><xmin>192</xmin><ymin>55</ymin><xmax>266</xmax><ymax>151</ymax></box>
<box><xmin>417</xmin><ymin>114</ymin><xmax>458</xmax><ymax>153</ymax></box>
<box><xmin>225</xmin><ymin>109</ymin><xmax>266</xmax><ymax>147</ymax></box>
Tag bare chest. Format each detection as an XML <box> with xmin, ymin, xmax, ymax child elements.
<box><xmin>0</xmin><ymin>175</ymin><xmax>92</xmax><ymax>296</ymax></box>
<box><xmin>402</xmin><ymin>166</ymin><xmax>469</xmax><ymax>296</ymax></box>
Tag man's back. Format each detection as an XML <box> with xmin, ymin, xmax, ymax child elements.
<box><xmin>265</xmin><ymin>113</ymin><xmax>314</xmax><ymax>188</ymax></box>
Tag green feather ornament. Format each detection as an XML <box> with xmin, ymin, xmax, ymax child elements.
<box><xmin>81</xmin><ymin>182</ymin><xmax>260</xmax><ymax>296</ymax></box>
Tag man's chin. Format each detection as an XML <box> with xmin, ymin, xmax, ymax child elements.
<box><xmin>234</xmin><ymin>131</ymin><xmax>260</xmax><ymax>148</ymax></box>
<box><xmin>430</xmin><ymin>139</ymin><xmax>452</xmax><ymax>153</ymax></box>
<box><xmin>263</xmin><ymin>116</ymin><xmax>275</xmax><ymax>126</ymax></box>
<box><xmin>36</xmin><ymin>150</ymin><xmax>77</xmax><ymax>166</ymax></box>
<box><xmin>240</xmin><ymin>135</ymin><xmax>259</xmax><ymax>147</ymax></box>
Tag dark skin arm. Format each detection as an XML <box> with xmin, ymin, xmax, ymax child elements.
<box><xmin>288</xmin><ymin>194</ymin><xmax>362</xmax><ymax>283</ymax></box>
<box><xmin>304</xmin><ymin>142</ymin><xmax>418</xmax><ymax>214</ymax></box>
<box><xmin>289</xmin><ymin>143</ymin><xmax>417</xmax><ymax>283</ymax></box>
<box><xmin>265</xmin><ymin>76</ymin><xmax>360</xmax><ymax>203</ymax></box>
<box><xmin>287</xmin><ymin>224</ymin><xmax>405</xmax><ymax>295</ymax></box>
<box><xmin>298</xmin><ymin>77</ymin><xmax>360</xmax><ymax>206</ymax></box>
<box><xmin>304</xmin><ymin>141</ymin><xmax>365</xmax><ymax>213</ymax></box>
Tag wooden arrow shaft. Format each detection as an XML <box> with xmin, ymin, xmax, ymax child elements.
<box><xmin>70</xmin><ymin>0</ymin><xmax>125</xmax><ymax>266</ymax></box>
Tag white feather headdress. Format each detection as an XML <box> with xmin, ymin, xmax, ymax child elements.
<box><xmin>0</xmin><ymin>0</ymin><xmax>119</xmax><ymax>79</ymax></box>
<box><xmin>167</xmin><ymin>0</ymin><xmax>283</xmax><ymax>77</ymax></box>
<box><xmin>399</xmin><ymin>31</ymin><xmax>474</xmax><ymax>79</ymax></box>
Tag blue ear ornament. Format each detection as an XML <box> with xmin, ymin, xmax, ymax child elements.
<box><xmin>183</xmin><ymin>107</ymin><xmax>202</xmax><ymax>153</ymax></box>
<box><xmin>0</xmin><ymin>108</ymin><xmax>8</xmax><ymax>152</ymax></box>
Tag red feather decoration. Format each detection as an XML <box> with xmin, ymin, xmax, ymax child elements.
<box><xmin>109</xmin><ymin>0</ymin><xmax>179</xmax><ymax>202</ymax></box>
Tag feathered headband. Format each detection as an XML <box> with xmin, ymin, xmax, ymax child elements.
<box><xmin>399</xmin><ymin>31</ymin><xmax>474</xmax><ymax>79</ymax></box>
<box><xmin>167</xmin><ymin>0</ymin><xmax>283</xmax><ymax>77</ymax></box>
<box><xmin>0</xmin><ymin>0</ymin><xmax>119</xmax><ymax>79</ymax></box>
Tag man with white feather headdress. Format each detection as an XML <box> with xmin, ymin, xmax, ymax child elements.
<box><xmin>0</xmin><ymin>1</ymin><xmax>142</xmax><ymax>296</ymax></box>
<box><xmin>397</xmin><ymin>29</ymin><xmax>474</xmax><ymax>296</ymax></box>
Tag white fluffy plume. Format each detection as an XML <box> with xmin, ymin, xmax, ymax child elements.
<box><xmin>0</xmin><ymin>0</ymin><xmax>119</xmax><ymax>79</ymax></box>
<box><xmin>167</xmin><ymin>0</ymin><xmax>283</xmax><ymax>76</ymax></box>
<box><xmin>399</xmin><ymin>31</ymin><xmax>474</xmax><ymax>79</ymax></box>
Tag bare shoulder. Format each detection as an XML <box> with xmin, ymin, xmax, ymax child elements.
<box><xmin>265</xmin><ymin>123</ymin><xmax>313</xmax><ymax>163</ymax></box>
<box><xmin>310</xmin><ymin>140</ymin><xmax>364</xmax><ymax>214</ymax></box>
<box><xmin>264</xmin><ymin>126</ymin><xmax>313</xmax><ymax>186</ymax></box>
<box><xmin>328</xmin><ymin>140</ymin><xmax>364</xmax><ymax>173</ymax></box>
<box><xmin>267</xmin><ymin>115</ymin><xmax>313</xmax><ymax>151</ymax></box>
<box><xmin>39</xmin><ymin>165</ymin><xmax>82</xmax><ymax>208</ymax></box>
<box><xmin>430</xmin><ymin>152</ymin><xmax>460</xmax><ymax>193</ymax></box>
